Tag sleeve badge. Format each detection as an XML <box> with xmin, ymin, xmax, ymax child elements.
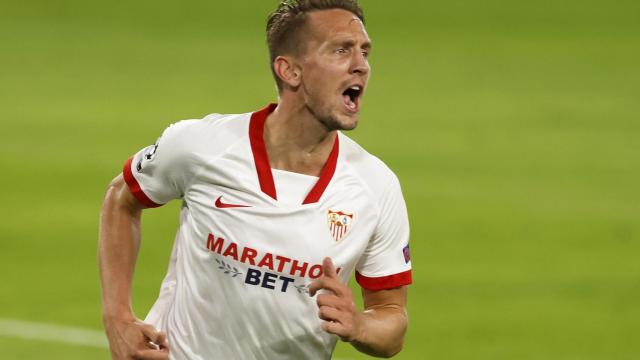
<box><xmin>403</xmin><ymin>244</ymin><xmax>411</xmax><ymax>263</ymax></box>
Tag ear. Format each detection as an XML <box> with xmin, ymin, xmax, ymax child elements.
<box><xmin>273</xmin><ymin>55</ymin><xmax>302</xmax><ymax>88</ymax></box>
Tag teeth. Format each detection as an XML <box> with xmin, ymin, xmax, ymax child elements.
<box><xmin>349</xmin><ymin>85</ymin><xmax>361</xmax><ymax>91</ymax></box>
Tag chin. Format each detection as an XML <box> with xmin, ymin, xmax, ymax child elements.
<box><xmin>339</xmin><ymin>117</ymin><xmax>359</xmax><ymax>131</ymax></box>
<box><xmin>321</xmin><ymin>113</ymin><xmax>359</xmax><ymax>131</ymax></box>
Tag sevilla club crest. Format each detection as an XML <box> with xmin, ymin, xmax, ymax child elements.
<box><xmin>327</xmin><ymin>210</ymin><xmax>354</xmax><ymax>242</ymax></box>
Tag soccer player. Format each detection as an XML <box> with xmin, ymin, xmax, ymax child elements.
<box><xmin>99</xmin><ymin>0</ymin><xmax>412</xmax><ymax>359</ymax></box>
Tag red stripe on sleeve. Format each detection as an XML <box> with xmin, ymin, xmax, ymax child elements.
<box><xmin>122</xmin><ymin>157</ymin><xmax>162</xmax><ymax>208</ymax></box>
<box><xmin>355</xmin><ymin>270</ymin><xmax>412</xmax><ymax>291</ymax></box>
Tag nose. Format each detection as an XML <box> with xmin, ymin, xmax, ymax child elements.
<box><xmin>350</xmin><ymin>51</ymin><xmax>370</xmax><ymax>76</ymax></box>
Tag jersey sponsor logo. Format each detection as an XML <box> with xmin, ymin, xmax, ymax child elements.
<box><xmin>403</xmin><ymin>244</ymin><xmax>411</xmax><ymax>263</ymax></box>
<box><xmin>214</xmin><ymin>195</ymin><xmax>252</xmax><ymax>208</ymax></box>
<box><xmin>206</xmin><ymin>232</ymin><xmax>341</xmax><ymax>294</ymax></box>
<box><xmin>327</xmin><ymin>210</ymin><xmax>353</xmax><ymax>242</ymax></box>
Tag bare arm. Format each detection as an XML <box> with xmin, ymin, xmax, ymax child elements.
<box><xmin>99</xmin><ymin>174</ymin><xmax>169</xmax><ymax>360</ymax></box>
<box><xmin>351</xmin><ymin>286</ymin><xmax>407</xmax><ymax>357</ymax></box>
<box><xmin>99</xmin><ymin>174</ymin><xmax>144</xmax><ymax>325</ymax></box>
<box><xmin>309</xmin><ymin>258</ymin><xmax>408</xmax><ymax>358</ymax></box>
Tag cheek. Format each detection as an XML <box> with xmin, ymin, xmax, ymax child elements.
<box><xmin>302</xmin><ymin>61</ymin><xmax>343</xmax><ymax>97</ymax></box>
<box><xmin>308</xmin><ymin>73</ymin><xmax>333</xmax><ymax>94</ymax></box>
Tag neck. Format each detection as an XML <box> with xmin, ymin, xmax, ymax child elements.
<box><xmin>264</xmin><ymin>96</ymin><xmax>336</xmax><ymax>176</ymax></box>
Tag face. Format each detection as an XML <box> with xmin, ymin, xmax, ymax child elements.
<box><xmin>297</xmin><ymin>9</ymin><xmax>372</xmax><ymax>131</ymax></box>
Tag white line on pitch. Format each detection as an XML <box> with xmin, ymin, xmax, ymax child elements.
<box><xmin>0</xmin><ymin>318</ymin><xmax>108</xmax><ymax>348</ymax></box>
<box><xmin>0</xmin><ymin>318</ymin><xmax>353</xmax><ymax>358</ymax></box>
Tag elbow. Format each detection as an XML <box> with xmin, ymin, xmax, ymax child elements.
<box><xmin>381</xmin><ymin>312</ymin><xmax>408</xmax><ymax>357</ymax></box>
<box><xmin>379</xmin><ymin>341</ymin><xmax>404</xmax><ymax>358</ymax></box>
<box><xmin>365</xmin><ymin>317</ymin><xmax>407</xmax><ymax>358</ymax></box>
<box><xmin>353</xmin><ymin>333</ymin><xmax>405</xmax><ymax>358</ymax></box>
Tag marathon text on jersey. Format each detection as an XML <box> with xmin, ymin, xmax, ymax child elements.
<box><xmin>206</xmin><ymin>232</ymin><xmax>340</xmax><ymax>280</ymax></box>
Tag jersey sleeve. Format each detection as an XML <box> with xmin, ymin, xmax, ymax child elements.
<box><xmin>122</xmin><ymin>120</ymin><xmax>198</xmax><ymax>207</ymax></box>
<box><xmin>355</xmin><ymin>175</ymin><xmax>412</xmax><ymax>290</ymax></box>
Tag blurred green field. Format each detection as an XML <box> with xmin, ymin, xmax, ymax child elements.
<box><xmin>1</xmin><ymin>0</ymin><xmax>639</xmax><ymax>359</ymax></box>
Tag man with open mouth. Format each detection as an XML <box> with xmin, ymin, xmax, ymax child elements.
<box><xmin>99</xmin><ymin>1</ymin><xmax>412</xmax><ymax>359</ymax></box>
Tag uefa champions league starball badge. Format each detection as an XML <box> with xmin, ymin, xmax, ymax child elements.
<box><xmin>327</xmin><ymin>210</ymin><xmax>354</xmax><ymax>242</ymax></box>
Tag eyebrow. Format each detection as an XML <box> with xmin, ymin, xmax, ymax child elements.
<box><xmin>335</xmin><ymin>39</ymin><xmax>372</xmax><ymax>50</ymax></box>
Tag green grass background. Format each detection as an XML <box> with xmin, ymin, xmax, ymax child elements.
<box><xmin>1</xmin><ymin>0</ymin><xmax>639</xmax><ymax>358</ymax></box>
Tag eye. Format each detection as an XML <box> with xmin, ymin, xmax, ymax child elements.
<box><xmin>362</xmin><ymin>50</ymin><xmax>370</xmax><ymax>58</ymax></box>
<box><xmin>336</xmin><ymin>48</ymin><xmax>348</xmax><ymax>55</ymax></box>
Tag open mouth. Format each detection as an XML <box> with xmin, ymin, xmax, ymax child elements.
<box><xmin>342</xmin><ymin>85</ymin><xmax>362</xmax><ymax>113</ymax></box>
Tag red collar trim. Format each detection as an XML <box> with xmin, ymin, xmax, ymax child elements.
<box><xmin>249</xmin><ymin>104</ymin><xmax>278</xmax><ymax>200</ymax></box>
<box><xmin>249</xmin><ymin>103</ymin><xmax>340</xmax><ymax>204</ymax></box>
<box><xmin>302</xmin><ymin>136</ymin><xmax>339</xmax><ymax>204</ymax></box>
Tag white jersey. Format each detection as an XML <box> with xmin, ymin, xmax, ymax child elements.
<box><xmin>123</xmin><ymin>104</ymin><xmax>412</xmax><ymax>360</ymax></box>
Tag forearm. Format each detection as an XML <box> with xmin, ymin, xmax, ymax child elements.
<box><xmin>351</xmin><ymin>305</ymin><xmax>408</xmax><ymax>358</ymax></box>
<box><xmin>98</xmin><ymin>175</ymin><xmax>143</xmax><ymax>322</ymax></box>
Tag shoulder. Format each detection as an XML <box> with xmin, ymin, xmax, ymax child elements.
<box><xmin>157</xmin><ymin>111</ymin><xmax>251</xmax><ymax>153</ymax></box>
<box><xmin>146</xmin><ymin>111</ymin><xmax>252</xmax><ymax>172</ymax></box>
<box><xmin>338</xmin><ymin>132</ymin><xmax>402</xmax><ymax>197</ymax></box>
<box><xmin>163</xmin><ymin>112</ymin><xmax>250</xmax><ymax>141</ymax></box>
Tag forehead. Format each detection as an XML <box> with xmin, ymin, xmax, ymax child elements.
<box><xmin>305</xmin><ymin>9</ymin><xmax>370</xmax><ymax>44</ymax></box>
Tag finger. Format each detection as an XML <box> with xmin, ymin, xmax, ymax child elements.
<box><xmin>144</xmin><ymin>340</ymin><xmax>159</xmax><ymax>350</ymax></box>
<box><xmin>316</xmin><ymin>293</ymin><xmax>343</xmax><ymax>308</ymax></box>
<box><xmin>318</xmin><ymin>305</ymin><xmax>343</xmax><ymax>323</ymax></box>
<box><xmin>308</xmin><ymin>278</ymin><xmax>323</xmax><ymax>297</ymax></box>
<box><xmin>308</xmin><ymin>277</ymin><xmax>340</xmax><ymax>297</ymax></box>
<box><xmin>138</xmin><ymin>323</ymin><xmax>163</xmax><ymax>345</ymax></box>
<box><xmin>309</xmin><ymin>276</ymin><xmax>349</xmax><ymax>298</ymax></box>
<box><xmin>322</xmin><ymin>257</ymin><xmax>338</xmax><ymax>279</ymax></box>
<box><xmin>134</xmin><ymin>349</ymin><xmax>169</xmax><ymax>360</ymax></box>
<box><xmin>321</xmin><ymin>320</ymin><xmax>349</xmax><ymax>339</ymax></box>
<box><xmin>155</xmin><ymin>331</ymin><xmax>169</xmax><ymax>350</ymax></box>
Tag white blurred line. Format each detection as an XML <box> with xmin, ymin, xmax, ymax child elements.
<box><xmin>0</xmin><ymin>318</ymin><xmax>352</xmax><ymax>358</ymax></box>
<box><xmin>0</xmin><ymin>318</ymin><xmax>108</xmax><ymax>348</ymax></box>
